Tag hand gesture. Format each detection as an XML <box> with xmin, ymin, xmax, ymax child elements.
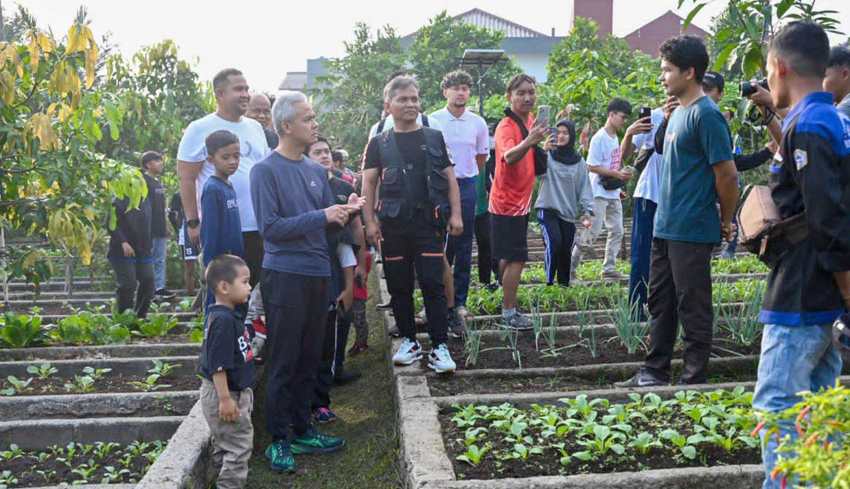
<box><xmin>626</xmin><ymin>117</ymin><xmax>653</xmax><ymax>136</ymax></box>
<box><xmin>447</xmin><ymin>214</ymin><xmax>463</xmax><ymax>237</ymax></box>
<box><xmin>556</xmin><ymin>106</ymin><xmax>572</xmax><ymax>120</ymax></box>
<box><xmin>336</xmin><ymin>288</ymin><xmax>353</xmax><ymax>313</ymax></box>
<box><xmin>366</xmin><ymin>222</ymin><xmax>383</xmax><ymax>248</ymax></box>
<box><xmin>121</xmin><ymin>242</ymin><xmax>135</xmax><ymax>258</ymax></box>
<box><xmin>766</xmin><ymin>140</ymin><xmax>778</xmax><ymax>153</ymax></box>
<box><xmin>347</xmin><ymin>193</ymin><xmax>365</xmax><ymax>209</ymax></box>
<box><xmin>748</xmin><ymin>82</ymin><xmax>774</xmax><ymax>109</ymax></box>
<box><xmin>543</xmin><ymin>134</ymin><xmax>556</xmax><ymax>152</ymax></box>
<box><xmin>526</xmin><ymin>122</ymin><xmax>549</xmax><ymax>146</ymax></box>
<box><xmin>188</xmin><ymin>226</ymin><xmax>201</xmax><ymax>246</ymax></box>
<box><xmin>721</xmin><ymin>220</ymin><xmax>738</xmax><ymax>243</ymax></box>
<box><xmin>219</xmin><ymin>396</ymin><xmax>242</xmax><ymax>423</ymax></box>
<box><xmin>324</xmin><ymin>204</ymin><xmax>359</xmax><ymax>226</ymax></box>
<box><xmin>663</xmin><ymin>96</ymin><xmax>680</xmax><ymax>121</ymax></box>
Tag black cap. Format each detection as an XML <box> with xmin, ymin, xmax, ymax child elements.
<box><xmin>702</xmin><ymin>71</ymin><xmax>725</xmax><ymax>93</ymax></box>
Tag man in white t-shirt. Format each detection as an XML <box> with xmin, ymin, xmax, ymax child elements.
<box><xmin>625</xmin><ymin>106</ymin><xmax>664</xmax><ymax>317</ymax></box>
<box><xmin>429</xmin><ymin>70</ymin><xmax>489</xmax><ymax>333</ymax></box>
<box><xmin>177</xmin><ymin>68</ymin><xmax>270</xmax><ymax>287</ymax></box>
<box><xmin>368</xmin><ymin>112</ymin><xmax>443</xmax><ymax>139</ymax></box>
<box><xmin>571</xmin><ymin>98</ymin><xmax>648</xmax><ymax>279</ymax></box>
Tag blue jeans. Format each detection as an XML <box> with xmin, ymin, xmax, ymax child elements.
<box><xmin>152</xmin><ymin>237</ymin><xmax>167</xmax><ymax>291</ymax></box>
<box><xmin>753</xmin><ymin>323</ymin><xmax>842</xmax><ymax>489</ymax></box>
<box><xmin>628</xmin><ymin>198</ymin><xmax>656</xmax><ymax>319</ymax></box>
<box><xmin>445</xmin><ymin>177</ymin><xmax>477</xmax><ymax>308</ymax></box>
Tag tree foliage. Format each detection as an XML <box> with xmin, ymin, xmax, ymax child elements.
<box><xmin>98</xmin><ymin>40</ymin><xmax>213</xmax><ymax>166</ymax></box>
<box><xmin>408</xmin><ymin>11</ymin><xmax>520</xmax><ymax>113</ymax></box>
<box><xmin>0</xmin><ymin>10</ymin><xmax>146</xmax><ymax>285</ymax></box>
<box><xmin>310</xmin><ymin>23</ymin><xmax>407</xmax><ymax>161</ymax></box>
<box><xmin>681</xmin><ymin>0</ymin><xmax>843</xmax><ymax>80</ymax></box>
<box><xmin>541</xmin><ymin>18</ymin><xmax>664</xmax><ymax>129</ymax></box>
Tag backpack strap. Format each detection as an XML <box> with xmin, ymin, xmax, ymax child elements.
<box><xmin>422</xmin><ymin>114</ymin><xmax>429</xmax><ymax>127</ymax></box>
<box><xmin>377</xmin><ymin>119</ymin><xmax>386</xmax><ymax>134</ymax></box>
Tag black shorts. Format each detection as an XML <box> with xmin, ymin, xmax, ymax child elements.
<box><xmin>491</xmin><ymin>214</ymin><xmax>529</xmax><ymax>262</ymax></box>
<box><xmin>241</xmin><ymin>231</ymin><xmax>264</xmax><ymax>288</ymax></box>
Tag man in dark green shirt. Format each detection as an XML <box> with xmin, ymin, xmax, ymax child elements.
<box><xmin>617</xmin><ymin>35</ymin><xmax>738</xmax><ymax>388</ymax></box>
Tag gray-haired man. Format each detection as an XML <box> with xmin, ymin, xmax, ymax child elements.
<box><xmin>250</xmin><ymin>91</ymin><xmax>362</xmax><ymax>474</ymax></box>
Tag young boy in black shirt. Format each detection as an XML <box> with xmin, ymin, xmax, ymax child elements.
<box><xmin>199</xmin><ymin>254</ymin><xmax>254</xmax><ymax>489</ymax></box>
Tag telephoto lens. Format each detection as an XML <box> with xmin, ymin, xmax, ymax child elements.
<box><xmin>740</xmin><ymin>79</ymin><xmax>770</xmax><ymax>98</ymax></box>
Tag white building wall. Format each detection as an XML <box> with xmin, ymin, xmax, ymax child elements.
<box><xmin>512</xmin><ymin>53</ymin><xmax>551</xmax><ymax>82</ymax></box>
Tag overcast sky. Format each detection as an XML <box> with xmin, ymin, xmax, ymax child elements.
<box><xmin>15</xmin><ymin>0</ymin><xmax>850</xmax><ymax>93</ymax></box>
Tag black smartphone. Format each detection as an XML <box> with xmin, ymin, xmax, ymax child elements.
<box><xmin>639</xmin><ymin>107</ymin><xmax>651</xmax><ymax>120</ymax></box>
<box><xmin>549</xmin><ymin>127</ymin><xmax>558</xmax><ymax>138</ymax></box>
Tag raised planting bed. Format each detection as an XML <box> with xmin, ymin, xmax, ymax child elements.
<box><xmin>0</xmin><ymin>390</ymin><xmax>199</xmax><ymax>420</ymax></box>
<box><xmin>0</xmin><ymin>357</ymin><xmax>198</xmax><ymax>396</ymax></box>
<box><xmin>0</xmin><ymin>309</ymin><xmax>203</xmax><ymax>350</ymax></box>
<box><xmin>440</xmin><ymin>387</ymin><xmax>761</xmax><ymax>480</ymax></box>
<box><xmin>0</xmin><ymin>439</ymin><xmax>167</xmax><ymax>487</ymax></box>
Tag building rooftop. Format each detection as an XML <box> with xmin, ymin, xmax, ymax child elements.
<box><xmin>279</xmin><ymin>71</ymin><xmax>307</xmax><ymax>90</ymax></box>
<box><xmin>403</xmin><ymin>8</ymin><xmax>549</xmax><ymax>41</ymax></box>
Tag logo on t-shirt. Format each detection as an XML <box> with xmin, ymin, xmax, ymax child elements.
<box><xmin>310</xmin><ymin>180</ymin><xmax>317</xmax><ymax>187</ymax></box>
<box><xmin>610</xmin><ymin>147</ymin><xmax>622</xmax><ymax>171</ymax></box>
<box><xmin>226</xmin><ymin>198</ymin><xmax>238</xmax><ymax>210</ymax></box>
<box><xmin>794</xmin><ymin>149</ymin><xmax>808</xmax><ymax>170</ymax></box>
<box><xmin>238</xmin><ymin>330</ymin><xmax>254</xmax><ymax>362</ymax></box>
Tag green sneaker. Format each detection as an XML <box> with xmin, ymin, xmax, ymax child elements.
<box><xmin>265</xmin><ymin>439</ymin><xmax>296</xmax><ymax>473</ymax></box>
<box><xmin>290</xmin><ymin>427</ymin><xmax>346</xmax><ymax>454</ymax></box>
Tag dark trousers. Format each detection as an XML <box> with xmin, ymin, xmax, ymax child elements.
<box><xmin>628</xmin><ymin>198</ymin><xmax>657</xmax><ymax>319</ymax></box>
<box><xmin>445</xmin><ymin>177</ymin><xmax>477</xmax><ymax>307</ymax></box>
<box><xmin>644</xmin><ymin>238</ymin><xmax>714</xmax><ymax>383</ymax></box>
<box><xmin>242</xmin><ymin>231</ymin><xmax>264</xmax><ymax>288</ymax></box>
<box><xmin>383</xmin><ymin>212</ymin><xmax>448</xmax><ymax>345</ymax></box>
<box><xmin>261</xmin><ymin>269</ymin><xmax>330</xmax><ymax>440</ymax></box>
<box><xmin>313</xmin><ymin>308</ymin><xmax>337</xmax><ymax>410</ymax></box>
<box><xmin>537</xmin><ymin>209</ymin><xmax>577</xmax><ymax>286</ymax></box>
<box><xmin>333</xmin><ymin>308</ymin><xmax>354</xmax><ymax>374</ymax></box>
<box><xmin>112</xmin><ymin>260</ymin><xmax>154</xmax><ymax>319</ymax></box>
<box><xmin>474</xmin><ymin>212</ymin><xmax>498</xmax><ymax>284</ymax></box>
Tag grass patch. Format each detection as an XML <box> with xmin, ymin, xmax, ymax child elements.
<box><xmin>247</xmin><ymin>271</ymin><xmax>401</xmax><ymax>488</ymax></box>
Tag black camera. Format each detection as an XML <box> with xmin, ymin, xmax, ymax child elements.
<box><xmin>740</xmin><ymin>79</ymin><xmax>769</xmax><ymax>98</ymax></box>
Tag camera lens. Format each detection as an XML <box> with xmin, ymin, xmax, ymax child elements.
<box><xmin>740</xmin><ymin>78</ymin><xmax>769</xmax><ymax>98</ymax></box>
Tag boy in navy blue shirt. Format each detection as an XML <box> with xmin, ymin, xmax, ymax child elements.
<box><xmin>199</xmin><ymin>254</ymin><xmax>254</xmax><ymax>489</ymax></box>
<box><xmin>201</xmin><ymin>130</ymin><xmax>244</xmax><ymax>309</ymax></box>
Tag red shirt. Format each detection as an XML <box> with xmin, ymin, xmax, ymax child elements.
<box><xmin>353</xmin><ymin>252</ymin><xmax>372</xmax><ymax>300</ymax></box>
<box><xmin>489</xmin><ymin>113</ymin><xmax>536</xmax><ymax>216</ymax></box>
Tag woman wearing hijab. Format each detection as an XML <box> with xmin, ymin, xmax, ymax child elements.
<box><xmin>535</xmin><ymin>119</ymin><xmax>594</xmax><ymax>287</ymax></box>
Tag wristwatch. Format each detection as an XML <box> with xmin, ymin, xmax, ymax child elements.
<box><xmin>186</xmin><ymin>218</ymin><xmax>200</xmax><ymax>229</ymax></box>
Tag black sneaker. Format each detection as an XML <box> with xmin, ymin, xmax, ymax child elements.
<box><xmin>155</xmin><ymin>289</ymin><xmax>176</xmax><ymax>299</ymax></box>
<box><xmin>614</xmin><ymin>369</ymin><xmax>669</xmax><ymax>388</ymax></box>
<box><xmin>377</xmin><ymin>300</ymin><xmax>393</xmax><ymax>310</ymax></box>
<box><xmin>388</xmin><ymin>324</ymin><xmax>401</xmax><ymax>337</ymax></box>
<box><xmin>333</xmin><ymin>369</ymin><xmax>362</xmax><ymax>385</ymax></box>
<box><xmin>448</xmin><ymin>310</ymin><xmax>466</xmax><ymax>338</ymax></box>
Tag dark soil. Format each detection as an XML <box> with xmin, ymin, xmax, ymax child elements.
<box><xmin>1</xmin><ymin>373</ymin><xmax>199</xmax><ymax>396</ymax></box>
<box><xmin>428</xmin><ymin>370</ymin><xmax>758</xmax><ymax>397</ymax></box>
<box><xmin>2</xmin><ymin>441</ymin><xmax>163</xmax><ymax>487</ymax></box>
<box><xmin>433</xmin><ymin>330</ymin><xmax>758</xmax><ymax>371</ymax></box>
<box><xmin>440</xmin><ymin>409</ymin><xmax>761</xmax><ymax>479</ymax></box>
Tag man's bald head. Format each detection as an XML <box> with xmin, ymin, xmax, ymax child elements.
<box><xmin>246</xmin><ymin>93</ymin><xmax>272</xmax><ymax>129</ymax></box>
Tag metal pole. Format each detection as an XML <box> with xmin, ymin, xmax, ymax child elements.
<box><xmin>1</xmin><ymin>225</ymin><xmax>8</xmax><ymax>310</ymax></box>
<box><xmin>478</xmin><ymin>60</ymin><xmax>484</xmax><ymax>118</ymax></box>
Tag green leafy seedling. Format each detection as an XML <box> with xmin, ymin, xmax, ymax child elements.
<box><xmin>456</xmin><ymin>444</ymin><xmax>489</xmax><ymax>466</ymax></box>
<box><xmin>82</xmin><ymin>366</ymin><xmax>112</xmax><ymax>380</ymax></box>
<box><xmin>27</xmin><ymin>362</ymin><xmax>58</xmax><ymax>380</ymax></box>
<box><xmin>2</xmin><ymin>376</ymin><xmax>33</xmax><ymax>396</ymax></box>
<box><xmin>64</xmin><ymin>375</ymin><xmax>96</xmax><ymax>394</ymax></box>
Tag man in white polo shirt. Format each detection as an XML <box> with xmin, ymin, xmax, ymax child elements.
<box><xmin>177</xmin><ymin>68</ymin><xmax>270</xmax><ymax>289</ymax></box>
<box><xmin>430</xmin><ymin>70</ymin><xmax>490</xmax><ymax>336</ymax></box>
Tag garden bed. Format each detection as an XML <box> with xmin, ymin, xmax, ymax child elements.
<box><xmin>0</xmin><ymin>372</ymin><xmax>199</xmax><ymax>397</ymax></box>
<box><xmin>439</xmin><ymin>388</ymin><xmax>762</xmax><ymax>480</ymax></box>
<box><xmin>0</xmin><ymin>439</ymin><xmax>166</xmax><ymax>487</ymax></box>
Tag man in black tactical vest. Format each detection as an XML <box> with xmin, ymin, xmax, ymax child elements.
<box><xmin>362</xmin><ymin>75</ymin><xmax>463</xmax><ymax>374</ymax></box>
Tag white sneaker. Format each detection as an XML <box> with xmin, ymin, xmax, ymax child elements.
<box><xmin>428</xmin><ymin>344</ymin><xmax>456</xmax><ymax>374</ymax></box>
<box><xmin>393</xmin><ymin>338</ymin><xmax>423</xmax><ymax>365</ymax></box>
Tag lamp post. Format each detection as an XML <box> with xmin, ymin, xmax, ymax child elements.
<box><xmin>457</xmin><ymin>49</ymin><xmax>505</xmax><ymax>118</ymax></box>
